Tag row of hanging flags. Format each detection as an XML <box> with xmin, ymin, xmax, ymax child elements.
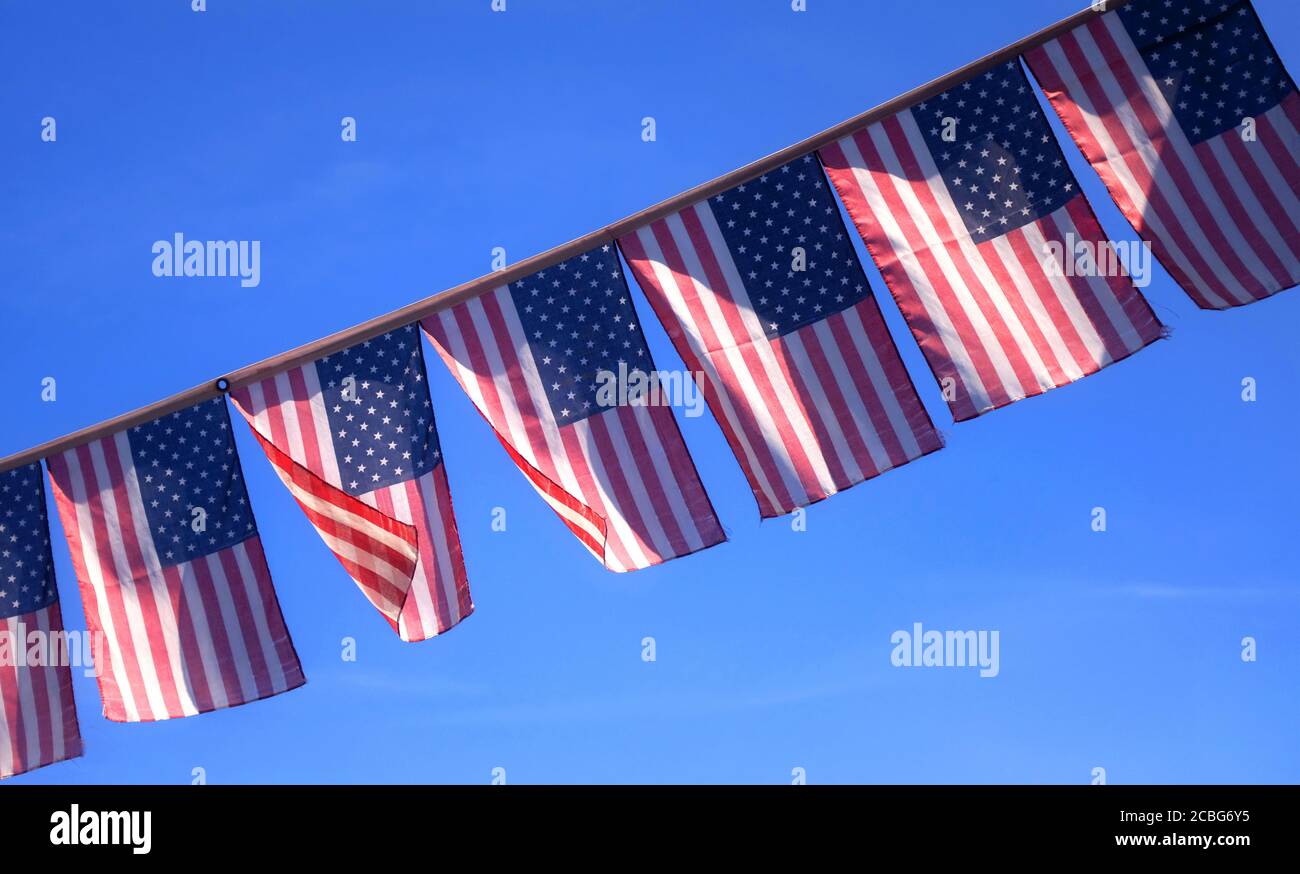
<box><xmin>2</xmin><ymin>0</ymin><xmax>1296</xmax><ymax>778</ymax></box>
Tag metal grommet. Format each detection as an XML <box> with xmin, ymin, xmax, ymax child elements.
<box><xmin>215</xmin><ymin>377</ymin><xmax>231</xmax><ymax>393</ymax></box>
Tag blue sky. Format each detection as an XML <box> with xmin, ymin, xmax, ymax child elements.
<box><xmin>2</xmin><ymin>0</ymin><xmax>1297</xmax><ymax>784</ymax></box>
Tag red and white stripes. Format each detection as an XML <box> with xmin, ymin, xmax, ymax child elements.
<box><xmin>46</xmin><ymin>436</ymin><xmax>305</xmax><ymax>723</ymax></box>
<box><xmin>423</xmin><ymin>289</ymin><xmax>726</xmax><ymax>572</ymax></box>
<box><xmin>1025</xmin><ymin>13</ymin><xmax>1300</xmax><ymax>309</ymax></box>
<box><xmin>1</xmin><ymin>604</ymin><xmax>82</xmax><ymax>779</ymax></box>
<box><xmin>232</xmin><ymin>369</ymin><xmax>472</xmax><ymax>642</ymax></box>
<box><xmin>821</xmin><ymin>113</ymin><xmax>1165</xmax><ymax>421</ymax></box>
<box><xmin>619</xmin><ymin>203</ymin><xmax>942</xmax><ymax>518</ymax></box>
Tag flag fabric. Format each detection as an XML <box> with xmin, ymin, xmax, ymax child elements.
<box><xmin>1</xmin><ymin>464</ymin><xmax>82</xmax><ymax>779</ymax></box>
<box><xmin>1024</xmin><ymin>0</ymin><xmax>1299</xmax><ymax>310</ymax></box>
<box><xmin>820</xmin><ymin>60</ymin><xmax>1166</xmax><ymax>421</ymax></box>
<box><xmin>619</xmin><ymin>154</ymin><xmax>943</xmax><ymax>518</ymax></box>
<box><xmin>45</xmin><ymin>398</ymin><xmax>305</xmax><ymax>723</ymax></box>
<box><xmin>230</xmin><ymin>325</ymin><xmax>472</xmax><ymax>642</ymax></box>
<box><xmin>423</xmin><ymin>243</ymin><xmax>725</xmax><ymax>571</ymax></box>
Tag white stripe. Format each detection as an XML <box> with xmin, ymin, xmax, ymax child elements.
<box><xmin>231</xmin><ymin>541</ymin><xmax>291</xmax><ymax>694</ymax></box>
<box><xmin>832</xmin><ymin>134</ymin><xmax>996</xmax><ymax>412</ymax></box>
<box><xmin>630</xmin><ymin>226</ymin><xmax>787</xmax><ymax>514</ymax></box>
<box><xmin>55</xmin><ymin>449</ymin><xmax>140</xmax><ymax>722</ymax></box>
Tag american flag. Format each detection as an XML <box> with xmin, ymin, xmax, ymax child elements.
<box><xmin>45</xmin><ymin>399</ymin><xmax>305</xmax><ymax>723</ymax></box>
<box><xmin>619</xmin><ymin>154</ymin><xmax>943</xmax><ymax>518</ymax></box>
<box><xmin>231</xmin><ymin>326</ymin><xmax>472</xmax><ymax>641</ymax></box>
<box><xmin>1026</xmin><ymin>0</ymin><xmax>1298</xmax><ymax>310</ymax></box>
<box><xmin>820</xmin><ymin>60</ymin><xmax>1167</xmax><ymax>421</ymax></box>
<box><xmin>423</xmin><ymin>244</ymin><xmax>725</xmax><ymax>571</ymax></box>
<box><xmin>0</xmin><ymin>464</ymin><xmax>82</xmax><ymax>779</ymax></box>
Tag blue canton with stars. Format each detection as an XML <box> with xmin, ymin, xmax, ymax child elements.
<box><xmin>1119</xmin><ymin>0</ymin><xmax>1294</xmax><ymax>144</ymax></box>
<box><xmin>914</xmin><ymin>60</ymin><xmax>1077</xmax><ymax>242</ymax></box>
<box><xmin>510</xmin><ymin>244</ymin><xmax>655</xmax><ymax>425</ymax></box>
<box><xmin>0</xmin><ymin>463</ymin><xmax>59</xmax><ymax>619</ymax></box>
<box><xmin>710</xmin><ymin>153</ymin><xmax>874</xmax><ymax>339</ymax></box>
<box><xmin>316</xmin><ymin>325</ymin><xmax>442</xmax><ymax>495</ymax></box>
<box><xmin>129</xmin><ymin>398</ymin><xmax>256</xmax><ymax>568</ymax></box>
